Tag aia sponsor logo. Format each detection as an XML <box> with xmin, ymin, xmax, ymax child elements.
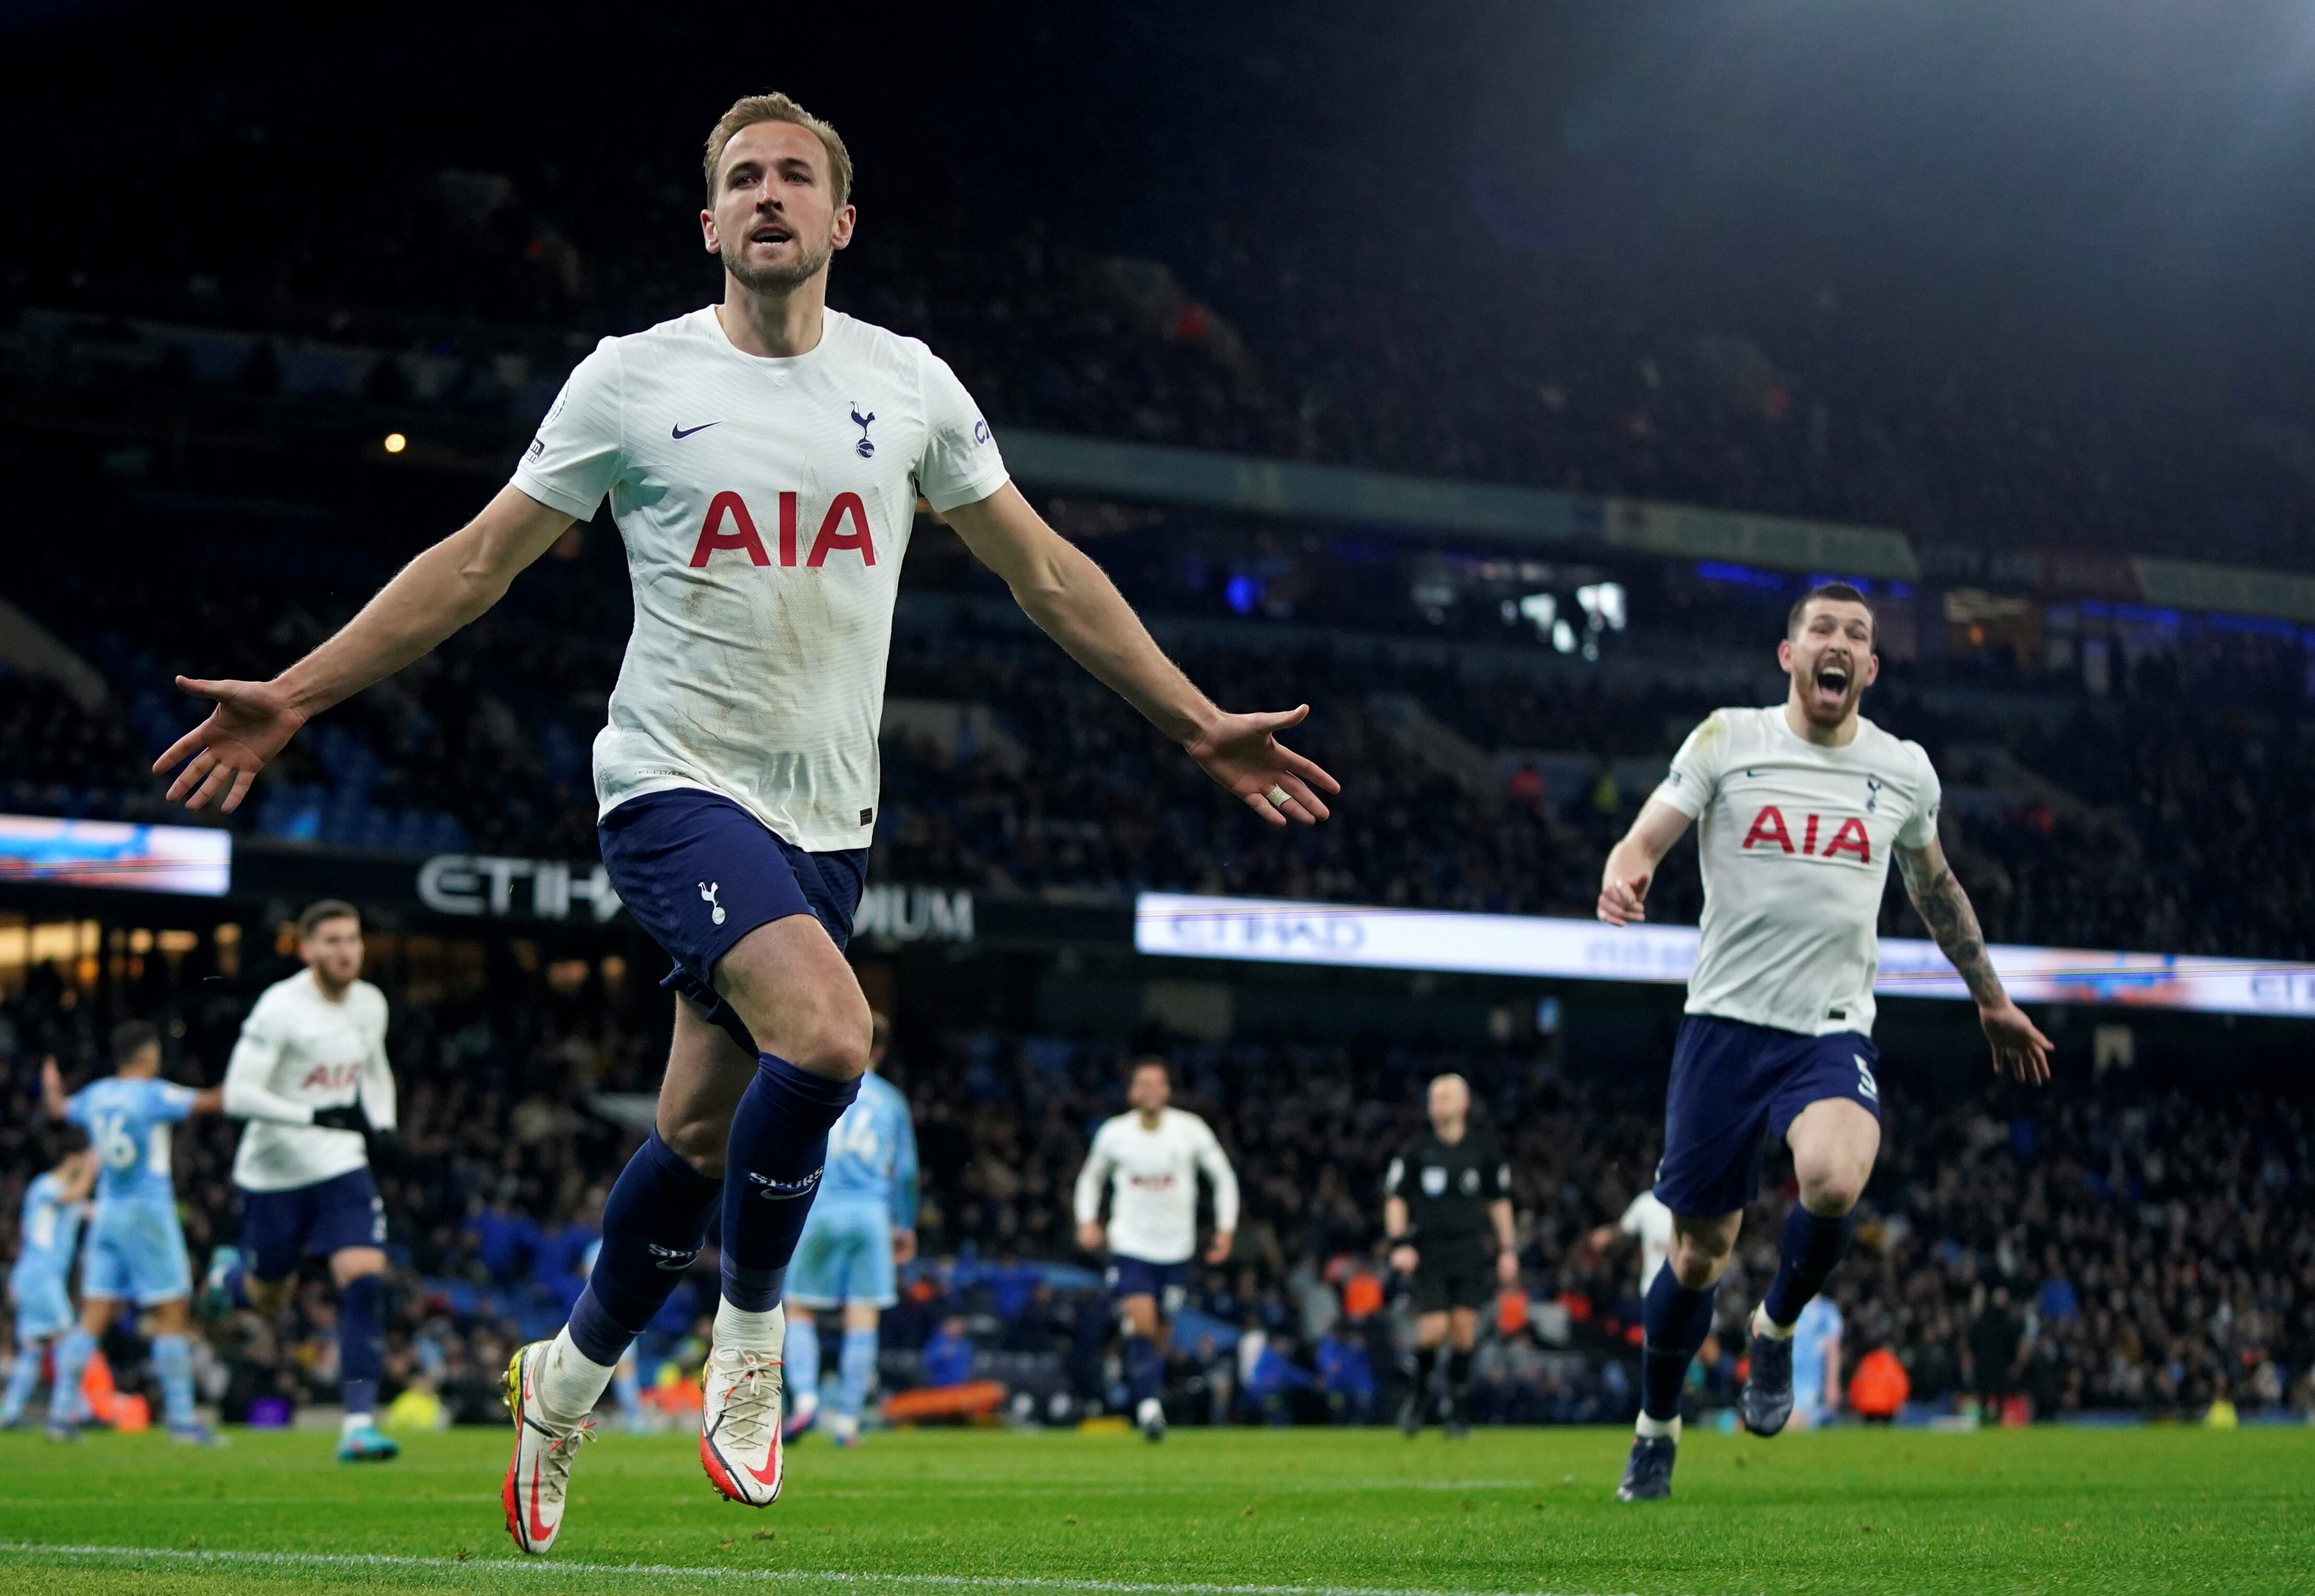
<box><xmin>298</xmin><ymin>1062</ymin><xmax>364</xmax><ymax>1092</ymax></box>
<box><xmin>690</xmin><ymin>490</ymin><xmax>877</xmax><ymax>569</ymax></box>
<box><xmin>1740</xmin><ymin>805</ymin><xmax>1871</xmax><ymax>864</ymax></box>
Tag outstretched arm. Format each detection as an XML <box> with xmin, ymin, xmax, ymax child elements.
<box><xmin>1895</xmin><ymin>837</ymin><xmax>2052</xmax><ymax>1083</ymax></box>
<box><xmin>942</xmin><ymin>484</ymin><xmax>1340</xmax><ymax>828</ymax></box>
<box><xmin>154</xmin><ymin>485</ymin><xmax>575</xmax><ymax>812</ymax></box>
<box><xmin>1597</xmin><ymin>797</ymin><xmax>1696</xmax><ymax>925</ymax></box>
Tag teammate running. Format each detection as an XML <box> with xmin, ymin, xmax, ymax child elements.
<box><xmin>199</xmin><ymin>898</ymin><xmax>401</xmax><ymax>1463</ymax></box>
<box><xmin>41</xmin><ymin>1024</ymin><xmax>226</xmax><ymax>1444</ymax></box>
<box><xmin>1383</xmin><ymin>1073</ymin><xmax>1516</xmax><ymax>1439</ymax></box>
<box><xmin>1597</xmin><ymin>582</ymin><xmax>2049</xmax><ymax>1502</ymax></box>
<box><xmin>1073</xmin><ymin>1058</ymin><xmax>1240</xmax><ymax>1442</ymax></box>
<box><xmin>1588</xmin><ymin>1186</ymin><xmax>1674</xmax><ymax>1302</ymax></box>
<box><xmin>152</xmin><ymin>92</ymin><xmax>1335</xmax><ymax>1554</ymax></box>
<box><xmin>781</xmin><ymin>1011</ymin><xmax>916</xmax><ymax>1448</ymax></box>
<box><xmin>3</xmin><ymin>1141</ymin><xmax>96</xmax><ymax>1435</ymax></box>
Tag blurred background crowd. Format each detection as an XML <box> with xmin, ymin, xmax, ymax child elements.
<box><xmin>4</xmin><ymin>944</ymin><xmax>2310</xmax><ymax>1432</ymax></box>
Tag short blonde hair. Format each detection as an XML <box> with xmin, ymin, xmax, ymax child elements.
<box><xmin>703</xmin><ymin>92</ymin><xmax>853</xmax><ymax>209</ymax></box>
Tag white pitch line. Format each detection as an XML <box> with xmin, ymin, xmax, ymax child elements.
<box><xmin>807</xmin><ymin>1479</ymin><xmax>1548</xmax><ymax>1500</ymax></box>
<box><xmin>0</xmin><ymin>1542</ymin><xmax>1656</xmax><ymax>1596</ymax></box>
<box><xmin>0</xmin><ymin>1480</ymin><xmax>1544</xmax><ymax>1509</ymax></box>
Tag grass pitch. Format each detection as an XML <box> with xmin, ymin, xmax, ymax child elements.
<box><xmin>0</xmin><ymin>1421</ymin><xmax>2307</xmax><ymax>1594</ymax></box>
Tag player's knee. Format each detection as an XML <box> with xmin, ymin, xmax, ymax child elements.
<box><xmin>1669</xmin><ymin>1249</ymin><xmax>1723</xmax><ymax>1291</ymax></box>
<box><xmin>658</xmin><ymin>1110</ymin><xmax>731</xmax><ymax>1177</ymax></box>
<box><xmin>1796</xmin><ymin>1160</ymin><xmax>1868</xmax><ymax>1216</ymax></box>
<box><xmin>1668</xmin><ymin>1231</ymin><xmax>1733</xmax><ymax>1288</ymax></box>
<box><xmin>784</xmin><ymin>1000</ymin><xmax>872</xmax><ymax>1083</ymax></box>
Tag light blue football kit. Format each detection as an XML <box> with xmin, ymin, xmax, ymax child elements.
<box><xmin>4</xmin><ymin>1171</ymin><xmax>89</xmax><ymax>1426</ymax></box>
<box><xmin>58</xmin><ymin>1074</ymin><xmax>205</xmax><ymax>1436</ymax></box>
<box><xmin>783</xmin><ymin>1072</ymin><xmax>918</xmax><ymax>1436</ymax></box>
<box><xmin>8</xmin><ymin>1172</ymin><xmax>83</xmax><ymax>1341</ymax></box>
<box><xmin>68</xmin><ymin>1076</ymin><xmax>199</xmax><ymax>1306</ymax></box>
<box><xmin>1791</xmin><ymin>1294</ymin><xmax>1844</xmax><ymax>1425</ymax></box>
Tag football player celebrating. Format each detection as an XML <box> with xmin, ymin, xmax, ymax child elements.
<box><xmin>1597</xmin><ymin>583</ymin><xmax>2048</xmax><ymax>1501</ymax></box>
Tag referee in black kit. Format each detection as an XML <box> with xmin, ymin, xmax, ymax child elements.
<box><xmin>1385</xmin><ymin>1073</ymin><xmax>1517</xmax><ymax>1438</ymax></box>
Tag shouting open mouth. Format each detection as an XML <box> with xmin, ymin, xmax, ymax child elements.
<box><xmin>1810</xmin><ymin>657</ymin><xmax>1853</xmax><ymax>710</ymax></box>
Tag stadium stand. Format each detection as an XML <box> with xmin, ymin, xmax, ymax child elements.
<box><xmin>4</xmin><ymin>521</ymin><xmax>2313</xmax><ymax>959</ymax></box>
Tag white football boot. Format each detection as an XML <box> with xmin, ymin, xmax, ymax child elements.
<box><xmin>700</xmin><ymin>1316</ymin><xmax>787</xmax><ymax>1506</ymax></box>
<box><xmin>502</xmin><ymin>1342</ymin><xmax>596</xmax><ymax>1555</ymax></box>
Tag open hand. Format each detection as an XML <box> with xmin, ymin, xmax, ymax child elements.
<box><xmin>1185</xmin><ymin>705</ymin><xmax>1340</xmax><ymax>828</ymax></box>
<box><xmin>1980</xmin><ymin>997</ymin><xmax>2053</xmax><ymax>1085</ymax></box>
<box><xmin>154</xmin><ymin>676</ymin><xmax>309</xmax><ymax>813</ymax></box>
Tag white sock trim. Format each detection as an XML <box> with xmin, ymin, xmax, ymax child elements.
<box><xmin>1753</xmin><ymin>1303</ymin><xmax>1796</xmax><ymax>1341</ymax></box>
<box><xmin>713</xmin><ymin>1296</ymin><xmax>785</xmax><ymax>1354</ymax></box>
<box><xmin>536</xmin><ymin>1327</ymin><xmax>618</xmax><ymax>1426</ymax></box>
<box><xmin>1635</xmin><ymin>1412</ymin><xmax>1681</xmax><ymax>1441</ymax></box>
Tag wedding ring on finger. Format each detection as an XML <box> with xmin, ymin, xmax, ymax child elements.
<box><xmin>1265</xmin><ymin>784</ymin><xmax>1290</xmax><ymax>809</ymax></box>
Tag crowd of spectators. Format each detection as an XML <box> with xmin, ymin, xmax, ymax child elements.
<box><xmin>6</xmin><ymin>12</ymin><xmax>2312</xmax><ymax>572</ymax></box>
<box><xmin>9</xmin><ymin>519</ymin><xmax>2313</xmax><ymax>964</ymax></box>
<box><xmin>3</xmin><ymin>937</ymin><xmax>2309</xmax><ymax>1431</ymax></box>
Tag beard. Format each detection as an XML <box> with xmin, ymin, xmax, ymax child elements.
<box><xmin>722</xmin><ymin>229</ymin><xmax>832</xmax><ymax>294</ymax></box>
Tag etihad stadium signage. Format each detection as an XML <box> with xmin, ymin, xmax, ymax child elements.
<box><xmin>1132</xmin><ymin>892</ymin><xmax>2315</xmax><ymax>1020</ymax></box>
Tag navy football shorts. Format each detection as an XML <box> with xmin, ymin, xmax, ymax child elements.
<box><xmin>1652</xmin><ymin>1014</ymin><xmax>1882</xmax><ymax>1219</ymax></box>
<box><xmin>597</xmin><ymin>787</ymin><xmax>867</xmax><ymax>1057</ymax></box>
<box><xmin>1105</xmin><ymin>1254</ymin><xmax>1190</xmax><ymax>1317</ymax></box>
<box><xmin>238</xmin><ymin>1167</ymin><xmax>387</xmax><ymax>1281</ymax></box>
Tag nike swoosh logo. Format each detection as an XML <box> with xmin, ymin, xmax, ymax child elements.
<box><xmin>528</xmin><ymin>1463</ymin><xmax>553</xmax><ymax>1541</ymax></box>
<box><xmin>672</xmin><ymin>422</ymin><xmax>720</xmax><ymax>439</ymax></box>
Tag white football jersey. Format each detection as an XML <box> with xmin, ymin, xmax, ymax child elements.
<box><xmin>1652</xmin><ymin>705</ymin><xmax>1941</xmax><ymax>1037</ymax></box>
<box><xmin>223</xmin><ymin>969</ymin><xmax>396</xmax><ymax>1192</ymax></box>
<box><xmin>512</xmin><ymin>307</ymin><xmax>1009</xmax><ymax>852</ymax></box>
<box><xmin>1072</xmin><ymin>1108</ymin><xmax>1241</xmax><ymax>1266</ymax></box>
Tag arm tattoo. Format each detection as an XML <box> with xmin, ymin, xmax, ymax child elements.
<box><xmin>1897</xmin><ymin>849</ymin><xmax>2005</xmax><ymax>1008</ymax></box>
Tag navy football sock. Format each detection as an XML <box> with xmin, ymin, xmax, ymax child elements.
<box><xmin>1762</xmin><ymin>1206</ymin><xmax>1855</xmax><ymax>1328</ymax></box>
<box><xmin>1639</xmin><ymin>1267</ymin><xmax>1718</xmax><ymax>1422</ymax></box>
<box><xmin>720</xmin><ymin>1054</ymin><xmax>860</xmax><ymax>1311</ymax></box>
<box><xmin>568</xmin><ymin>1131</ymin><xmax>720</xmax><ymax>1366</ymax></box>
<box><xmin>339</xmin><ymin>1274</ymin><xmax>385</xmax><ymax>1419</ymax></box>
<box><xmin>1412</xmin><ymin>1344</ymin><xmax>1438</xmax><ymax>1396</ymax></box>
<box><xmin>1124</xmin><ymin>1334</ymin><xmax>1162</xmax><ymax>1405</ymax></box>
